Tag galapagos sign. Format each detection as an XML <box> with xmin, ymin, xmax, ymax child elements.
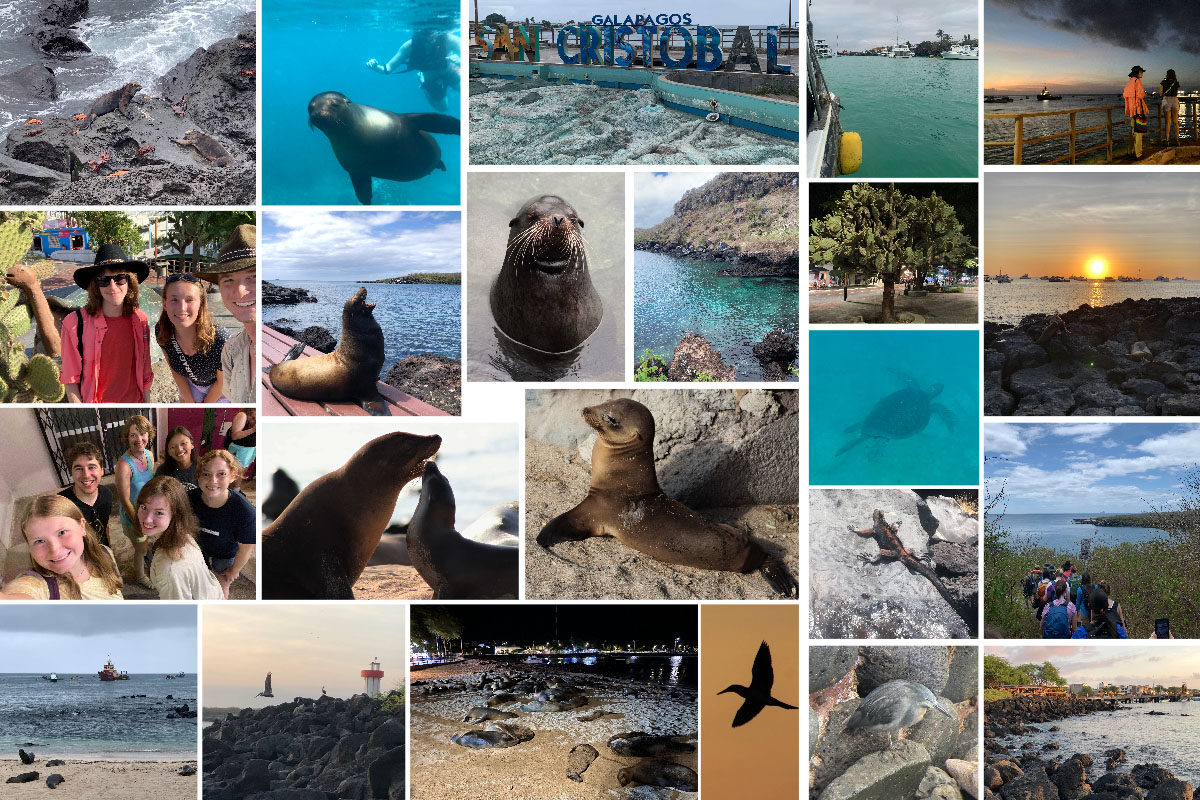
<box><xmin>475</xmin><ymin>21</ymin><xmax>792</xmax><ymax>73</ymax></box>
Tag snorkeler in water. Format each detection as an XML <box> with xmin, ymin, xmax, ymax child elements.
<box><xmin>366</xmin><ymin>29</ymin><xmax>460</xmax><ymax>111</ymax></box>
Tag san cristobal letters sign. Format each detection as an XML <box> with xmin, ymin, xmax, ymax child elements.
<box><xmin>475</xmin><ymin>18</ymin><xmax>793</xmax><ymax>74</ymax></box>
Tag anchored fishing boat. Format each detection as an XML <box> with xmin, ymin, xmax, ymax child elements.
<box><xmin>1037</xmin><ymin>86</ymin><xmax>1062</xmax><ymax>100</ymax></box>
<box><xmin>98</xmin><ymin>656</ymin><xmax>129</xmax><ymax>681</ymax></box>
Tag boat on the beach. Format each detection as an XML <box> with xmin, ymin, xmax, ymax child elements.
<box><xmin>1038</xmin><ymin>86</ymin><xmax>1062</xmax><ymax>100</ymax></box>
<box><xmin>807</xmin><ymin>19</ymin><xmax>861</xmax><ymax>177</ymax></box>
<box><xmin>98</xmin><ymin>656</ymin><xmax>129</xmax><ymax>681</ymax></box>
<box><xmin>942</xmin><ymin>45</ymin><xmax>978</xmax><ymax>60</ymax></box>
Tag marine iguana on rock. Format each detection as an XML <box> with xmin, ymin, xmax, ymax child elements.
<box><xmin>78</xmin><ymin>82</ymin><xmax>141</xmax><ymax>129</ymax></box>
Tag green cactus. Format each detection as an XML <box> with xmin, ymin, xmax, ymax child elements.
<box><xmin>0</xmin><ymin>212</ymin><xmax>66</xmax><ymax>403</ymax></box>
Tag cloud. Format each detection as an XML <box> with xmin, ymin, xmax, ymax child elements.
<box><xmin>1057</xmin><ymin>423</ymin><xmax>1115</xmax><ymax>443</ymax></box>
<box><xmin>989</xmin><ymin>0</ymin><xmax>1200</xmax><ymax>55</ymax></box>
<box><xmin>0</xmin><ymin>606</ymin><xmax>194</xmax><ymax>634</ymax></box>
<box><xmin>263</xmin><ymin>211</ymin><xmax>461</xmax><ymax>282</ymax></box>
<box><xmin>985</xmin><ymin>423</ymin><xmax>1040</xmax><ymax>456</ymax></box>
<box><xmin>634</xmin><ymin>172</ymin><xmax>719</xmax><ymax>229</ymax></box>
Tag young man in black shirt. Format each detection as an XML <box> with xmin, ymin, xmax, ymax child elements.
<box><xmin>57</xmin><ymin>442</ymin><xmax>114</xmax><ymax>547</ymax></box>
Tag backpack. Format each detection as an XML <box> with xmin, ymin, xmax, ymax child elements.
<box><xmin>24</xmin><ymin>571</ymin><xmax>60</xmax><ymax>600</ymax></box>
<box><xmin>1022</xmin><ymin>572</ymin><xmax>1038</xmax><ymax>598</ymax></box>
<box><xmin>1078</xmin><ymin>584</ymin><xmax>1095</xmax><ymax>617</ymax></box>
<box><xmin>1068</xmin><ymin>573</ymin><xmax>1081</xmax><ymax>597</ymax></box>
<box><xmin>1043</xmin><ymin>603</ymin><xmax>1071</xmax><ymax>638</ymax></box>
<box><xmin>1084</xmin><ymin>606</ymin><xmax>1125</xmax><ymax>639</ymax></box>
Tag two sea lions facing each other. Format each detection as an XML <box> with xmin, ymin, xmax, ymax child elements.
<box><xmin>451</xmin><ymin>721</ymin><xmax>534</xmax><ymax>749</ymax></box>
<box><xmin>489</xmin><ymin>194</ymin><xmax>603</xmax><ymax>354</ymax></box>
<box><xmin>307</xmin><ymin>91</ymin><xmax>460</xmax><ymax>205</ymax></box>
<box><xmin>261</xmin><ymin>431</ymin><xmax>441</xmax><ymax>599</ymax></box>
<box><xmin>536</xmin><ymin>398</ymin><xmax>798</xmax><ymax>598</ymax></box>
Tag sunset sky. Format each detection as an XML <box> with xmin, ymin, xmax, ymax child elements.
<box><xmin>203</xmin><ymin>605</ymin><xmax>407</xmax><ymax>708</ymax></box>
<box><xmin>985</xmin><ymin>174</ymin><xmax>1200</xmax><ymax>279</ymax></box>
<box><xmin>988</xmin><ymin>645</ymin><xmax>1200</xmax><ymax>688</ymax></box>
<box><xmin>984</xmin><ymin>0</ymin><xmax>1200</xmax><ymax>93</ymax></box>
<box><xmin>703</xmin><ymin>605</ymin><xmax>799</xmax><ymax>798</ymax></box>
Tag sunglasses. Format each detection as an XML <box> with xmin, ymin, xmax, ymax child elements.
<box><xmin>95</xmin><ymin>273</ymin><xmax>130</xmax><ymax>287</ymax></box>
<box><xmin>165</xmin><ymin>273</ymin><xmax>201</xmax><ymax>284</ymax></box>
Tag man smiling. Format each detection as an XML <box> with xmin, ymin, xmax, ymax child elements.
<box><xmin>57</xmin><ymin>442</ymin><xmax>113</xmax><ymax>548</ymax></box>
<box><xmin>199</xmin><ymin>224</ymin><xmax>256</xmax><ymax>403</ymax></box>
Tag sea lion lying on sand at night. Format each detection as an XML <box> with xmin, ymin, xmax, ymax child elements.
<box><xmin>536</xmin><ymin>398</ymin><xmax>798</xmax><ymax>597</ymax></box>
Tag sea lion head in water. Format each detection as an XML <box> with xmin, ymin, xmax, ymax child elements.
<box><xmin>489</xmin><ymin>195</ymin><xmax>603</xmax><ymax>354</ymax></box>
<box><xmin>268</xmin><ymin>288</ymin><xmax>385</xmax><ymax>403</ymax></box>
<box><xmin>261</xmin><ymin>431</ymin><xmax>442</xmax><ymax>599</ymax></box>
<box><xmin>307</xmin><ymin>91</ymin><xmax>460</xmax><ymax>205</ymax></box>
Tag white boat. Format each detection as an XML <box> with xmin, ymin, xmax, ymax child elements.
<box><xmin>49</xmin><ymin>673</ymin><xmax>58</xmax><ymax>682</ymax></box>
<box><xmin>815</xmin><ymin>39</ymin><xmax>833</xmax><ymax>58</ymax></box>
<box><xmin>889</xmin><ymin>44</ymin><xmax>913</xmax><ymax>58</ymax></box>
<box><xmin>942</xmin><ymin>44</ymin><xmax>978</xmax><ymax>60</ymax></box>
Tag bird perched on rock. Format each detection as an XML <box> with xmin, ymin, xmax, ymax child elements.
<box><xmin>718</xmin><ymin>641</ymin><xmax>798</xmax><ymax>727</ymax></box>
<box><xmin>845</xmin><ymin>679</ymin><xmax>954</xmax><ymax>750</ymax></box>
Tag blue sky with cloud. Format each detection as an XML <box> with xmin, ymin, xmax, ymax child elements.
<box><xmin>262</xmin><ymin>211</ymin><xmax>461</xmax><ymax>283</ymax></box>
<box><xmin>634</xmin><ymin>171</ymin><xmax>719</xmax><ymax>228</ymax></box>
<box><xmin>985</xmin><ymin>422</ymin><xmax>1200</xmax><ymax>513</ymax></box>
<box><xmin>808</xmin><ymin>0</ymin><xmax>976</xmax><ymax>53</ymax></box>
<box><xmin>0</xmin><ymin>606</ymin><xmax>196</xmax><ymax>673</ymax></box>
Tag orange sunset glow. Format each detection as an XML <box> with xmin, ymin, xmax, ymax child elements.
<box><xmin>985</xmin><ymin>174</ymin><xmax>1200</xmax><ymax>279</ymax></box>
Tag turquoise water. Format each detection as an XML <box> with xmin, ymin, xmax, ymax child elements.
<box><xmin>634</xmin><ymin>251</ymin><xmax>799</xmax><ymax>380</ymax></box>
<box><xmin>810</xmin><ymin>330</ymin><xmax>980</xmax><ymax>485</ymax></box>
<box><xmin>262</xmin><ymin>0</ymin><xmax>460</xmax><ymax>205</ymax></box>
<box><xmin>822</xmin><ymin>56</ymin><xmax>978</xmax><ymax>177</ymax></box>
<box><xmin>262</xmin><ymin>281</ymin><xmax>460</xmax><ymax>376</ymax></box>
<box><xmin>984</xmin><ymin>512</ymin><xmax>1170</xmax><ymax>550</ymax></box>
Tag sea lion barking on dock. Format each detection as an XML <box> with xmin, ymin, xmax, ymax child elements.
<box><xmin>261</xmin><ymin>431</ymin><xmax>442</xmax><ymax>599</ymax></box>
<box><xmin>490</xmin><ymin>195</ymin><xmax>602</xmax><ymax>353</ymax></box>
<box><xmin>536</xmin><ymin>398</ymin><xmax>798</xmax><ymax>597</ymax></box>
<box><xmin>268</xmin><ymin>288</ymin><xmax>385</xmax><ymax>404</ymax></box>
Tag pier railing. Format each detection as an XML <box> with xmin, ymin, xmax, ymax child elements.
<box><xmin>985</xmin><ymin>99</ymin><xmax>1200</xmax><ymax>164</ymax></box>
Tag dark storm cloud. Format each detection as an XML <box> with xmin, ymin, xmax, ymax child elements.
<box><xmin>991</xmin><ymin>0</ymin><xmax>1200</xmax><ymax>54</ymax></box>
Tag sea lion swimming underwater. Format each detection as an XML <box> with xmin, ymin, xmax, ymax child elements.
<box><xmin>536</xmin><ymin>399</ymin><xmax>798</xmax><ymax>597</ymax></box>
<box><xmin>307</xmin><ymin>91</ymin><xmax>460</xmax><ymax>205</ymax></box>
<box><xmin>489</xmin><ymin>195</ymin><xmax>603</xmax><ymax>354</ymax></box>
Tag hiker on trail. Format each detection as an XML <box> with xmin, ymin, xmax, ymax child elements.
<box><xmin>1040</xmin><ymin>579</ymin><xmax>1076</xmax><ymax>639</ymax></box>
<box><xmin>1096</xmin><ymin>580</ymin><xmax>1127</xmax><ymax>630</ymax></box>
<box><xmin>1071</xmin><ymin>587</ymin><xmax>1128</xmax><ymax>639</ymax></box>
<box><xmin>1075</xmin><ymin>571</ymin><xmax>1098</xmax><ymax>620</ymax></box>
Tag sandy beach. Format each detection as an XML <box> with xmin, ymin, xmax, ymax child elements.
<box><xmin>354</xmin><ymin>564</ymin><xmax>433</xmax><ymax>599</ymax></box>
<box><xmin>410</xmin><ymin>660</ymin><xmax>698</xmax><ymax>800</ymax></box>
<box><xmin>0</xmin><ymin>758</ymin><xmax>197</xmax><ymax>799</ymax></box>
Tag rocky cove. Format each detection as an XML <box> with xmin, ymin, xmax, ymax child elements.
<box><xmin>0</xmin><ymin>0</ymin><xmax>255</xmax><ymax>204</ymax></box>
<box><xmin>985</xmin><ymin>297</ymin><xmax>1200</xmax><ymax>416</ymax></box>
<box><xmin>984</xmin><ymin>695</ymin><xmax>1196</xmax><ymax>800</ymax></box>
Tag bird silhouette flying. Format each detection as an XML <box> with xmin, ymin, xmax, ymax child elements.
<box><xmin>256</xmin><ymin>671</ymin><xmax>273</xmax><ymax>698</ymax></box>
<box><xmin>718</xmin><ymin>641</ymin><xmax>798</xmax><ymax>727</ymax></box>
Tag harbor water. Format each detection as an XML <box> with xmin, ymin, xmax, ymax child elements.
<box><xmin>0</xmin><ymin>673</ymin><xmax>197</xmax><ymax>758</ymax></box>
<box><xmin>261</xmin><ymin>0</ymin><xmax>461</xmax><ymax>204</ymax></box>
<box><xmin>984</xmin><ymin>94</ymin><xmax>1198</xmax><ymax>165</ymax></box>
<box><xmin>1004</xmin><ymin>702</ymin><xmax>1198</xmax><ymax>787</ymax></box>
<box><xmin>262</xmin><ymin>281</ymin><xmax>461</xmax><ymax>375</ymax></box>
<box><xmin>634</xmin><ymin>251</ymin><xmax>799</xmax><ymax>380</ymax></box>
<box><xmin>820</xmin><ymin>56</ymin><xmax>978</xmax><ymax>177</ymax></box>
<box><xmin>0</xmin><ymin>0</ymin><xmax>253</xmax><ymax>139</ymax></box>
<box><xmin>984</xmin><ymin>279</ymin><xmax>1200</xmax><ymax>324</ymax></box>
<box><xmin>485</xmin><ymin>654</ymin><xmax>697</xmax><ymax>688</ymax></box>
<box><xmin>984</xmin><ymin>512</ymin><xmax>1171</xmax><ymax>550</ymax></box>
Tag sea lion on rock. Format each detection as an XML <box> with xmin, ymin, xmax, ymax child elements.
<box><xmin>261</xmin><ymin>431</ymin><xmax>442</xmax><ymax>599</ymax></box>
<box><xmin>307</xmin><ymin>91</ymin><xmax>460</xmax><ymax>205</ymax></box>
<box><xmin>407</xmin><ymin>462</ymin><xmax>518</xmax><ymax>599</ymax></box>
<box><xmin>537</xmin><ymin>398</ymin><xmax>798</xmax><ymax>597</ymax></box>
<box><xmin>451</xmin><ymin>721</ymin><xmax>534</xmax><ymax>749</ymax></box>
<box><xmin>617</xmin><ymin>760</ymin><xmax>698</xmax><ymax>791</ymax></box>
<box><xmin>268</xmin><ymin>288</ymin><xmax>385</xmax><ymax>404</ymax></box>
<box><xmin>489</xmin><ymin>195</ymin><xmax>602</xmax><ymax>353</ymax></box>
<box><xmin>78</xmin><ymin>82</ymin><xmax>140</xmax><ymax>129</ymax></box>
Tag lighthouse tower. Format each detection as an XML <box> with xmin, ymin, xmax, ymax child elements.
<box><xmin>361</xmin><ymin>658</ymin><xmax>384</xmax><ymax>695</ymax></box>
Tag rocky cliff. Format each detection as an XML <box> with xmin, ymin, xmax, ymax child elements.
<box><xmin>633</xmin><ymin>172</ymin><xmax>799</xmax><ymax>277</ymax></box>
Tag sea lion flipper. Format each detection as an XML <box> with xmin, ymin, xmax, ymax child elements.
<box><xmin>537</xmin><ymin>504</ymin><xmax>598</xmax><ymax>548</ymax></box>
<box><xmin>759</xmin><ymin>555</ymin><xmax>799</xmax><ymax>598</ymax></box>
<box><xmin>282</xmin><ymin>342</ymin><xmax>306</xmax><ymax>361</ymax></box>
<box><xmin>405</xmin><ymin>112</ymin><xmax>461</xmax><ymax>136</ymax></box>
<box><xmin>437</xmin><ymin>160</ymin><xmax>445</xmax><ymax>172</ymax></box>
<box><xmin>350</xmin><ymin>173</ymin><xmax>373</xmax><ymax>205</ymax></box>
<box><xmin>361</xmin><ymin>397</ymin><xmax>391</xmax><ymax>416</ymax></box>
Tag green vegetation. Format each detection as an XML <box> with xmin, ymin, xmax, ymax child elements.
<box><xmin>694</xmin><ymin>371</ymin><xmax>716</xmax><ymax>382</ymax></box>
<box><xmin>985</xmin><ymin>474</ymin><xmax>1200</xmax><ymax>638</ymax></box>
<box><xmin>377</xmin><ymin>690</ymin><xmax>405</xmax><ymax>714</ymax></box>
<box><xmin>983</xmin><ymin>654</ymin><xmax>1065</xmax><ymax>688</ymax></box>
<box><xmin>153</xmin><ymin>211</ymin><xmax>256</xmax><ymax>271</ymax></box>
<box><xmin>75</xmin><ymin>211</ymin><xmax>143</xmax><ymax>258</ymax></box>
<box><xmin>983</xmin><ymin>688</ymin><xmax>1013</xmax><ymax>701</ymax></box>
<box><xmin>368</xmin><ymin>273</ymin><xmax>461</xmax><ymax>285</ymax></box>
<box><xmin>810</xmin><ymin>184</ymin><xmax>976</xmax><ymax>323</ymax></box>
<box><xmin>634</xmin><ymin>349</ymin><xmax>668</xmax><ymax>382</ymax></box>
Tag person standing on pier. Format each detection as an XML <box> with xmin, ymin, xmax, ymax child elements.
<box><xmin>1161</xmin><ymin>69</ymin><xmax>1181</xmax><ymax>146</ymax></box>
<box><xmin>1123</xmin><ymin>65</ymin><xmax>1149</xmax><ymax>158</ymax></box>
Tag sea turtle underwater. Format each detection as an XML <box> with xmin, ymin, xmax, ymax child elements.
<box><xmin>836</xmin><ymin>374</ymin><xmax>955</xmax><ymax>456</ymax></box>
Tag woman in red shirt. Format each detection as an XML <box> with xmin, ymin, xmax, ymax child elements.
<box><xmin>60</xmin><ymin>245</ymin><xmax>153</xmax><ymax>403</ymax></box>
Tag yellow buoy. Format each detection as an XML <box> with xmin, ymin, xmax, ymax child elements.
<box><xmin>839</xmin><ymin>132</ymin><xmax>862</xmax><ymax>175</ymax></box>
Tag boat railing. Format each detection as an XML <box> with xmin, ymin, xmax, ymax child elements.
<box><xmin>985</xmin><ymin>99</ymin><xmax>1200</xmax><ymax>164</ymax></box>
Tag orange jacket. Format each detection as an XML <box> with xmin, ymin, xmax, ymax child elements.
<box><xmin>1123</xmin><ymin>77</ymin><xmax>1148</xmax><ymax>116</ymax></box>
<box><xmin>60</xmin><ymin>308</ymin><xmax>153</xmax><ymax>402</ymax></box>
